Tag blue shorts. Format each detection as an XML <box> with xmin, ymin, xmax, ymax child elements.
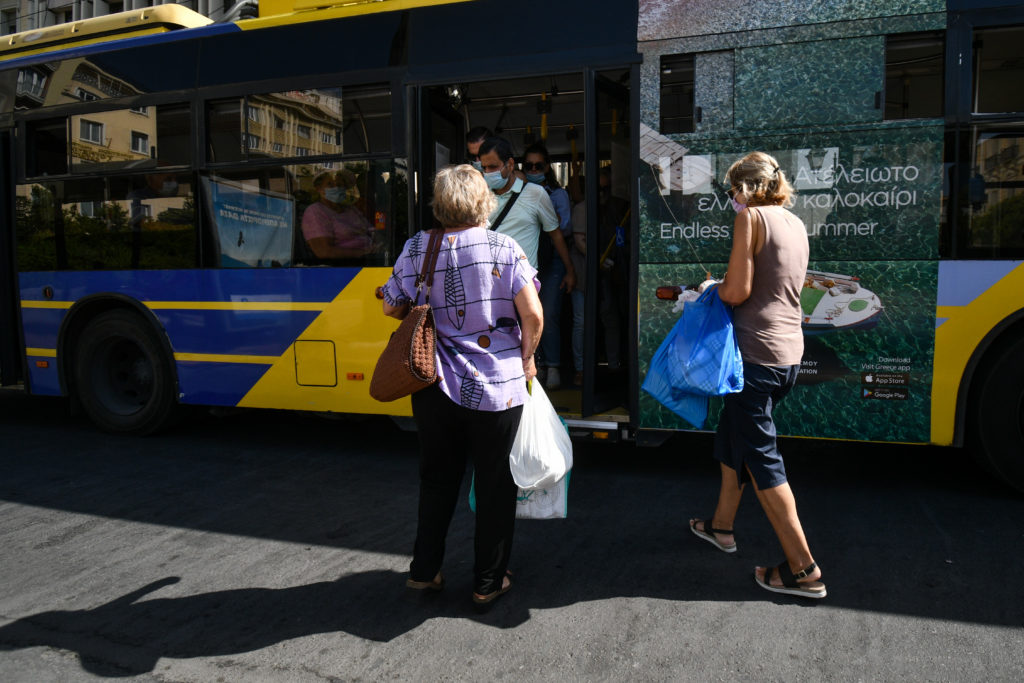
<box><xmin>713</xmin><ymin>362</ymin><xmax>800</xmax><ymax>490</ymax></box>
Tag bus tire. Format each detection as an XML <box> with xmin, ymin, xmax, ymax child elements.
<box><xmin>970</xmin><ymin>332</ymin><xmax>1024</xmax><ymax>493</ymax></box>
<box><xmin>73</xmin><ymin>309</ymin><xmax>177</xmax><ymax>435</ymax></box>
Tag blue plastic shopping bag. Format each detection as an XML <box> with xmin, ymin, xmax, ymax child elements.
<box><xmin>641</xmin><ymin>285</ymin><xmax>743</xmax><ymax>429</ymax></box>
<box><xmin>670</xmin><ymin>286</ymin><xmax>744</xmax><ymax>396</ymax></box>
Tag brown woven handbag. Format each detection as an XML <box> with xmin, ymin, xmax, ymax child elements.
<box><xmin>369</xmin><ymin>230</ymin><xmax>444</xmax><ymax>402</ymax></box>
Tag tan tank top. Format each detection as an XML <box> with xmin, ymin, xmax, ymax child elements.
<box><xmin>732</xmin><ymin>205</ymin><xmax>809</xmax><ymax>366</ymax></box>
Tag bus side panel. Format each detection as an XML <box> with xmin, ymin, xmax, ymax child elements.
<box><xmin>18</xmin><ymin>267</ymin><xmax>404</xmax><ymax>414</ymax></box>
<box><xmin>932</xmin><ymin>260</ymin><xmax>1024</xmax><ymax>445</ymax></box>
<box><xmin>635</xmin><ymin>2</ymin><xmax>945</xmax><ymax>444</ymax></box>
<box><xmin>0</xmin><ymin>129</ymin><xmax>21</xmax><ymax>387</ymax></box>
<box><xmin>638</xmin><ymin>260</ymin><xmax>939</xmax><ymax>444</ymax></box>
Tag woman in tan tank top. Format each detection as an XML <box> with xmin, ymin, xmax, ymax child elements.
<box><xmin>688</xmin><ymin>152</ymin><xmax>826</xmax><ymax>599</ymax></box>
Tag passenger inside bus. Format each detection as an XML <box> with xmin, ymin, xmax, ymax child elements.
<box><xmin>464</xmin><ymin>126</ymin><xmax>490</xmax><ymax>170</ymax></box>
<box><xmin>526</xmin><ymin>142</ymin><xmax>573</xmax><ymax>390</ymax></box>
<box><xmin>300</xmin><ymin>169</ymin><xmax>377</xmax><ymax>262</ymax></box>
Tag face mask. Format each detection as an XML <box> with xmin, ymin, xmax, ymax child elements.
<box><xmin>731</xmin><ymin>197</ymin><xmax>746</xmax><ymax>213</ymax></box>
<box><xmin>325</xmin><ymin>187</ymin><xmax>344</xmax><ymax>203</ymax></box>
<box><xmin>471</xmin><ymin>160</ymin><xmax>483</xmax><ymax>172</ymax></box>
<box><xmin>161</xmin><ymin>181</ymin><xmax>178</xmax><ymax>196</ymax></box>
<box><xmin>484</xmin><ymin>168</ymin><xmax>507</xmax><ymax>191</ymax></box>
<box><xmin>525</xmin><ymin>172</ymin><xmax>545</xmax><ymax>184</ymax></box>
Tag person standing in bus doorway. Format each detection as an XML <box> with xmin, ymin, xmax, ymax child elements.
<box><xmin>381</xmin><ymin>164</ymin><xmax>543</xmax><ymax>607</ymax></box>
<box><xmin>688</xmin><ymin>152</ymin><xmax>826</xmax><ymax>600</ymax></box>
<box><xmin>465</xmin><ymin>126</ymin><xmax>492</xmax><ymax>171</ymax></box>
<box><xmin>522</xmin><ymin>142</ymin><xmax>572</xmax><ymax>389</ymax></box>
<box><xmin>479</xmin><ymin>137</ymin><xmax>576</xmax><ymax>385</ymax></box>
<box><xmin>468</xmin><ymin>127</ymin><xmax>526</xmax><ymax>181</ymax></box>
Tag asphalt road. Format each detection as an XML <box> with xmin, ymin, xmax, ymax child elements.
<box><xmin>0</xmin><ymin>389</ymin><xmax>1022</xmax><ymax>682</ymax></box>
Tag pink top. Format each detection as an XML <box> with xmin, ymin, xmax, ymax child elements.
<box><xmin>301</xmin><ymin>201</ymin><xmax>373</xmax><ymax>252</ymax></box>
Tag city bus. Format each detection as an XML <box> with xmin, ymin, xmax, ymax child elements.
<box><xmin>0</xmin><ymin>0</ymin><xmax>1021</xmax><ymax>491</ymax></box>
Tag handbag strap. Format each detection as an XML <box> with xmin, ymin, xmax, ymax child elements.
<box><xmin>489</xmin><ymin>189</ymin><xmax>521</xmax><ymax>232</ymax></box>
<box><xmin>414</xmin><ymin>229</ymin><xmax>444</xmax><ymax>305</ymax></box>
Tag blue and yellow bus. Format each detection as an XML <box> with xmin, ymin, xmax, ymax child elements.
<box><xmin>0</xmin><ymin>1</ymin><xmax>1021</xmax><ymax>490</ymax></box>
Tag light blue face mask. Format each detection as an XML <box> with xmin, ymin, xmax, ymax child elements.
<box><xmin>325</xmin><ymin>187</ymin><xmax>345</xmax><ymax>203</ymax></box>
<box><xmin>484</xmin><ymin>169</ymin><xmax>507</xmax><ymax>191</ymax></box>
<box><xmin>471</xmin><ymin>160</ymin><xmax>483</xmax><ymax>172</ymax></box>
<box><xmin>525</xmin><ymin>172</ymin><xmax>545</xmax><ymax>184</ymax></box>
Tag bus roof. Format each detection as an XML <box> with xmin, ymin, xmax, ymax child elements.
<box><xmin>0</xmin><ymin>0</ymin><xmax>474</xmax><ymax>72</ymax></box>
<box><xmin>246</xmin><ymin>0</ymin><xmax>474</xmax><ymax>29</ymax></box>
<box><xmin>0</xmin><ymin>6</ymin><xmax>214</xmax><ymax>62</ymax></box>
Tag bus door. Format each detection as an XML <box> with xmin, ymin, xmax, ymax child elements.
<box><xmin>579</xmin><ymin>69</ymin><xmax>632</xmax><ymax>426</ymax></box>
<box><xmin>416</xmin><ymin>72</ymin><xmax>634</xmax><ymax>436</ymax></box>
<box><xmin>0</xmin><ymin>128</ymin><xmax>21</xmax><ymax>387</ymax></box>
<box><xmin>415</xmin><ymin>86</ymin><xmax>465</xmax><ymax>231</ymax></box>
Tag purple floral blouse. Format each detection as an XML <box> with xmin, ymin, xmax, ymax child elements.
<box><xmin>381</xmin><ymin>227</ymin><xmax>537</xmax><ymax>412</ymax></box>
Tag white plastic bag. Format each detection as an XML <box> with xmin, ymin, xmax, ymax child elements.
<box><xmin>515</xmin><ymin>473</ymin><xmax>570</xmax><ymax>519</ymax></box>
<box><xmin>509</xmin><ymin>381</ymin><xmax>573</xmax><ymax>490</ymax></box>
<box><xmin>468</xmin><ymin>472</ymin><xmax>570</xmax><ymax>519</ymax></box>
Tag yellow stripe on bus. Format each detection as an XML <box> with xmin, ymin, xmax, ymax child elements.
<box><xmin>174</xmin><ymin>352</ymin><xmax>280</xmax><ymax>364</ymax></box>
<box><xmin>21</xmin><ymin>301</ymin><xmax>73</xmax><ymax>309</ymax></box>
<box><xmin>25</xmin><ymin>348</ymin><xmax>57</xmax><ymax>357</ymax></box>
<box><xmin>145</xmin><ymin>301</ymin><xmax>327</xmax><ymax>311</ymax></box>
<box><xmin>20</xmin><ymin>300</ymin><xmax>328</xmax><ymax>311</ymax></box>
<box><xmin>244</xmin><ymin>0</ymin><xmax>473</xmax><ymax>30</ymax></box>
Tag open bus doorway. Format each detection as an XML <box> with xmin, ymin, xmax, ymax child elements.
<box><xmin>417</xmin><ymin>69</ymin><xmax>632</xmax><ymax>431</ymax></box>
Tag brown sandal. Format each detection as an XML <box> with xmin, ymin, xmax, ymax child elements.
<box><xmin>406</xmin><ymin>572</ymin><xmax>444</xmax><ymax>591</ymax></box>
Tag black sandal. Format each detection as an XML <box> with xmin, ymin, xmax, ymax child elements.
<box><xmin>689</xmin><ymin>518</ymin><xmax>737</xmax><ymax>553</ymax></box>
<box><xmin>754</xmin><ymin>561</ymin><xmax>826</xmax><ymax>599</ymax></box>
<box><xmin>472</xmin><ymin>571</ymin><xmax>512</xmax><ymax>607</ymax></box>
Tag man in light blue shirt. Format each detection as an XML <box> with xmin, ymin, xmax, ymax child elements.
<box><xmin>478</xmin><ymin>137</ymin><xmax>576</xmax><ymax>292</ymax></box>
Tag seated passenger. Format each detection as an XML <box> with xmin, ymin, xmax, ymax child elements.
<box><xmin>301</xmin><ymin>170</ymin><xmax>375</xmax><ymax>261</ymax></box>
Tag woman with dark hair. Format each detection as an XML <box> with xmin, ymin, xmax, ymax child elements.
<box><xmin>381</xmin><ymin>164</ymin><xmax>543</xmax><ymax>607</ymax></box>
<box><xmin>522</xmin><ymin>142</ymin><xmax>572</xmax><ymax>389</ymax></box>
<box><xmin>688</xmin><ymin>151</ymin><xmax>826</xmax><ymax>600</ymax></box>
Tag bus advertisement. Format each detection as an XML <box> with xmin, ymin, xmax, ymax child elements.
<box><xmin>0</xmin><ymin>0</ymin><xmax>1021</xmax><ymax>490</ymax></box>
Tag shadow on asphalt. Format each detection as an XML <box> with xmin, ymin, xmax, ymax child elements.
<box><xmin>0</xmin><ymin>391</ymin><xmax>1021</xmax><ymax>674</ymax></box>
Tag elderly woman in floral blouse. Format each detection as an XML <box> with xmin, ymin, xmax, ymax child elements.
<box><xmin>381</xmin><ymin>164</ymin><xmax>542</xmax><ymax>607</ymax></box>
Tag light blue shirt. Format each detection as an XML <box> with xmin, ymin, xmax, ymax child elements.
<box><xmin>489</xmin><ymin>177</ymin><xmax>559</xmax><ymax>269</ymax></box>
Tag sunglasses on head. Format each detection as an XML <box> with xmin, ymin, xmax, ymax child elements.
<box><xmin>522</xmin><ymin>161</ymin><xmax>545</xmax><ymax>172</ymax></box>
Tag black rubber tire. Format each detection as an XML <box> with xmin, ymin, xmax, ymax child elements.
<box><xmin>73</xmin><ymin>309</ymin><xmax>177</xmax><ymax>435</ymax></box>
<box><xmin>971</xmin><ymin>332</ymin><xmax>1024</xmax><ymax>493</ymax></box>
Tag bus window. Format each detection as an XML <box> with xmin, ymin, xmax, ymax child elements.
<box><xmin>884</xmin><ymin>31</ymin><xmax>944</xmax><ymax>120</ymax></box>
<box><xmin>973</xmin><ymin>25</ymin><xmax>1024</xmax><ymax>115</ymax></box>
<box><xmin>25</xmin><ymin>118</ymin><xmax>67</xmax><ymax>177</ymax></box>
<box><xmin>70</xmin><ymin>103</ymin><xmax>191</xmax><ymax>173</ymax></box>
<box><xmin>15</xmin><ymin>183</ymin><xmax>58</xmax><ymax>270</ymax></box>
<box><xmin>207</xmin><ymin>98</ymin><xmax>244</xmax><ymax>164</ymax></box>
<box><xmin>206</xmin><ymin>86</ymin><xmax>392</xmax><ymax>166</ymax></box>
<box><xmin>963</xmin><ymin>126</ymin><xmax>1024</xmax><ymax>255</ymax></box>
<box><xmin>660</xmin><ymin>53</ymin><xmax>695</xmax><ymax>134</ymax></box>
<box><xmin>339</xmin><ymin>87</ymin><xmax>391</xmax><ymax>155</ymax></box>
<box><xmin>200</xmin><ymin>159</ymin><xmax>400</xmax><ymax>269</ymax></box>
<box><xmin>15</xmin><ymin>174</ymin><xmax>196</xmax><ymax>271</ymax></box>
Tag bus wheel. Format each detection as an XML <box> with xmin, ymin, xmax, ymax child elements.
<box><xmin>74</xmin><ymin>309</ymin><xmax>177</xmax><ymax>435</ymax></box>
<box><xmin>971</xmin><ymin>332</ymin><xmax>1024</xmax><ymax>493</ymax></box>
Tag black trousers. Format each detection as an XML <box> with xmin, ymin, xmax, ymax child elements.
<box><xmin>409</xmin><ymin>384</ymin><xmax>523</xmax><ymax>595</ymax></box>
